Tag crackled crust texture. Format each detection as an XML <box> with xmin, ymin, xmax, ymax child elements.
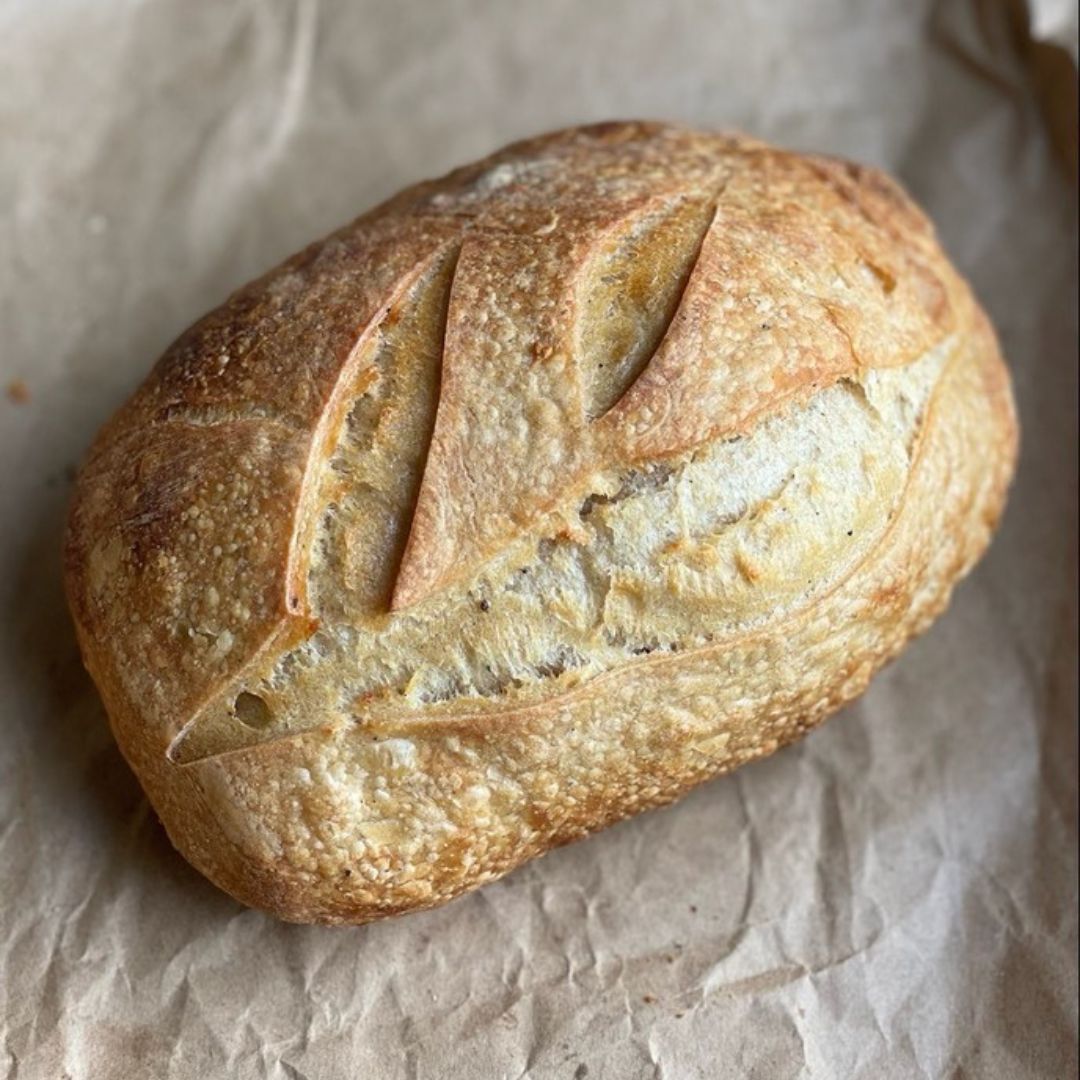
<box><xmin>64</xmin><ymin>123</ymin><xmax>1017</xmax><ymax>924</ymax></box>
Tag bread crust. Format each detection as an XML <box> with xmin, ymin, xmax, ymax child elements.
<box><xmin>64</xmin><ymin>123</ymin><xmax>1017</xmax><ymax>924</ymax></box>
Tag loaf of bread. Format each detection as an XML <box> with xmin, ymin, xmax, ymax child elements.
<box><xmin>65</xmin><ymin>123</ymin><xmax>1017</xmax><ymax>924</ymax></box>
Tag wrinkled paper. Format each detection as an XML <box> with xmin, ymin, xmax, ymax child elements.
<box><xmin>1</xmin><ymin>1</ymin><xmax>1076</xmax><ymax>1077</ymax></box>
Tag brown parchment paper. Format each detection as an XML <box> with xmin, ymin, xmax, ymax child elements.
<box><xmin>1</xmin><ymin>1</ymin><xmax>1076</xmax><ymax>1077</ymax></box>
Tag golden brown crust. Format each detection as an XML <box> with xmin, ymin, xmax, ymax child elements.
<box><xmin>64</xmin><ymin>123</ymin><xmax>1017</xmax><ymax>924</ymax></box>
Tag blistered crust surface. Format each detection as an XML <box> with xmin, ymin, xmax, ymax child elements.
<box><xmin>63</xmin><ymin>123</ymin><xmax>1017</xmax><ymax>923</ymax></box>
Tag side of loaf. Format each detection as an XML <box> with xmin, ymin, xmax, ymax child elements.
<box><xmin>64</xmin><ymin>123</ymin><xmax>1017</xmax><ymax>924</ymax></box>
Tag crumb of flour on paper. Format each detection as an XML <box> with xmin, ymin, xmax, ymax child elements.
<box><xmin>6</xmin><ymin>379</ymin><xmax>29</xmax><ymax>404</ymax></box>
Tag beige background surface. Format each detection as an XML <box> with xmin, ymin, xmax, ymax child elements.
<box><xmin>1</xmin><ymin>1</ymin><xmax>1076</xmax><ymax>1077</ymax></box>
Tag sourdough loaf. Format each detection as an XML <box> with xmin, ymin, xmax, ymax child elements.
<box><xmin>65</xmin><ymin>123</ymin><xmax>1017</xmax><ymax>924</ymax></box>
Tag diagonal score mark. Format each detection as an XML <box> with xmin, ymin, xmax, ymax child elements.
<box><xmin>282</xmin><ymin>246</ymin><xmax>453</xmax><ymax>617</ymax></box>
<box><xmin>311</xmin><ymin>242</ymin><xmax>464</xmax><ymax>615</ymax></box>
<box><xmin>581</xmin><ymin>196</ymin><xmax>721</xmax><ymax>422</ymax></box>
<box><xmin>596</xmin><ymin>196</ymin><xmax>722</xmax><ymax>431</ymax></box>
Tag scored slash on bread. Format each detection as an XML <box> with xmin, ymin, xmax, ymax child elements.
<box><xmin>64</xmin><ymin>123</ymin><xmax>1016</xmax><ymax>924</ymax></box>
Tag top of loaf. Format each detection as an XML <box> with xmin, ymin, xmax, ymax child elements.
<box><xmin>65</xmin><ymin>122</ymin><xmax>959</xmax><ymax>762</ymax></box>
